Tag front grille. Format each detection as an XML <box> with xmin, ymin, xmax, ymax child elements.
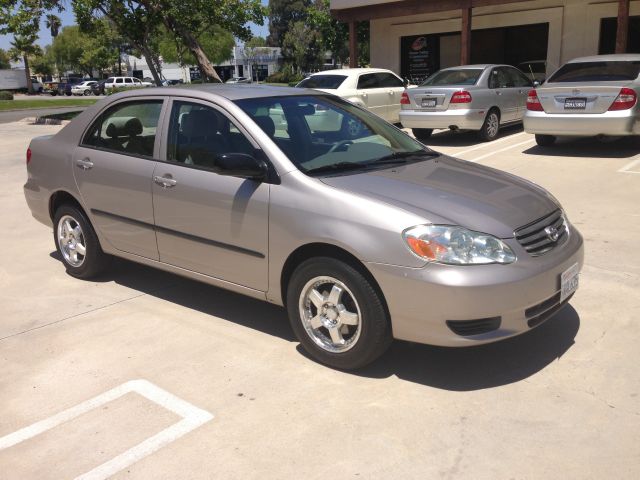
<box><xmin>446</xmin><ymin>317</ymin><xmax>501</xmax><ymax>336</ymax></box>
<box><xmin>514</xmin><ymin>209</ymin><xmax>568</xmax><ymax>256</ymax></box>
<box><xmin>526</xmin><ymin>292</ymin><xmax>573</xmax><ymax>328</ymax></box>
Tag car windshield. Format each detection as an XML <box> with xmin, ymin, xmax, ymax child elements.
<box><xmin>548</xmin><ymin>61</ymin><xmax>640</xmax><ymax>82</ymax></box>
<box><xmin>234</xmin><ymin>95</ymin><xmax>437</xmax><ymax>176</ymax></box>
<box><xmin>297</xmin><ymin>75</ymin><xmax>348</xmax><ymax>89</ymax></box>
<box><xmin>421</xmin><ymin>69</ymin><xmax>483</xmax><ymax>86</ymax></box>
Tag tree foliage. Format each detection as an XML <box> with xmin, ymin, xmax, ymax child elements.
<box><xmin>281</xmin><ymin>21</ymin><xmax>324</xmax><ymax>74</ymax></box>
<box><xmin>267</xmin><ymin>0</ymin><xmax>310</xmax><ymax>48</ymax></box>
<box><xmin>51</xmin><ymin>22</ymin><xmax>120</xmax><ymax>76</ymax></box>
<box><xmin>157</xmin><ymin>25</ymin><xmax>235</xmax><ymax>67</ymax></box>
<box><xmin>30</xmin><ymin>45</ymin><xmax>55</xmax><ymax>76</ymax></box>
<box><xmin>0</xmin><ymin>48</ymin><xmax>11</xmax><ymax>69</ymax></box>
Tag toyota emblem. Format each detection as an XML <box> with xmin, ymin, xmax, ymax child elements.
<box><xmin>545</xmin><ymin>226</ymin><xmax>560</xmax><ymax>242</ymax></box>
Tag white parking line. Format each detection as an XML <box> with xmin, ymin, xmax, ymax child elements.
<box><xmin>617</xmin><ymin>155</ymin><xmax>640</xmax><ymax>174</ymax></box>
<box><xmin>453</xmin><ymin>131</ymin><xmax>527</xmax><ymax>157</ymax></box>
<box><xmin>0</xmin><ymin>379</ymin><xmax>214</xmax><ymax>480</ymax></box>
<box><xmin>466</xmin><ymin>138</ymin><xmax>536</xmax><ymax>163</ymax></box>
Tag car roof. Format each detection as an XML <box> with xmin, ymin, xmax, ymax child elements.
<box><xmin>112</xmin><ymin>84</ymin><xmax>315</xmax><ymax>101</ymax></box>
<box><xmin>440</xmin><ymin>64</ymin><xmax>508</xmax><ymax>70</ymax></box>
<box><xmin>568</xmin><ymin>54</ymin><xmax>640</xmax><ymax>63</ymax></box>
<box><xmin>309</xmin><ymin>68</ymin><xmax>396</xmax><ymax>76</ymax></box>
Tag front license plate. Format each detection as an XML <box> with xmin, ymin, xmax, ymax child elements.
<box><xmin>560</xmin><ymin>262</ymin><xmax>580</xmax><ymax>302</ymax></box>
<box><xmin>421</xmin><ymin>98</ymin><xmax>436</xmax><ymax>108</ymax></box>
<box><xmin>564</xmin><ymin>97</ymin><xmax>586</xmax><ymax>110</ymax></box>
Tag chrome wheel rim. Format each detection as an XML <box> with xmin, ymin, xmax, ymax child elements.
<box><xmin>486</xmin><ymin>113</ymin><xmax>499</xmax><ymax>138</ymax></box>
<box><xmin>57</xmin><ymin>215</ymin><xmax>86</xmax><ymax>267</ymax></box>
<box><xmin>298</xmin><ymin>276</ymin><xmax>362</xmax><ymax>353</ymax></box>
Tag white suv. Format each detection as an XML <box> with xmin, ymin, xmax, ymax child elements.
<box><xmin>104</xmin><ymin>76</ymin><xmax>152</xmax><ymax>91</ymax></box>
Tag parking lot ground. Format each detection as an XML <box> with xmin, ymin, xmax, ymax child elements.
<box><xmin>1</xmin><ymin>121</ymin><xmax>639</xmax><ymax>479</ymax></box>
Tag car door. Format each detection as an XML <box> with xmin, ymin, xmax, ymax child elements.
<box><xmin>356</xmin><ymin>73</ymin><xmax>390</xmax><ymax>120</ymax></box>
<box><xmin>506</xmin><ymin>67</ymin><xmax>533</xmax><ymax>120</ymax></box>
<box><xmin>152</xmin><ymin>99</ymin><xmax>269</xmax><ymax>291</ymax></box>
<box><xmin>73</xmin><ymin>98</ymin><xmax>166</xmax><ymax>259</ymax></box>
<box><xmin>375</xmin><ymin>72</ymin><xmax>406</xmax><ymax>123</ymax></box>
<box><xmin>488</xmin><ymin>67</ymin><xmax>518</xmax><ymax>122</ymax></box>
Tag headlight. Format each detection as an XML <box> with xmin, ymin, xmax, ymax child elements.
<box><xmin>403</xmin><ymin>225</ymin><xmax>516</xmax><ymax>265</ymax></box>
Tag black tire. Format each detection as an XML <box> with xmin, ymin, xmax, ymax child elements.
<box><xmin>286</xmin><ymin>257</ymin><xmax>392</xmax><ymax>370</ymax></box>
<box><xmin>535</xmin><ymin>134</ymin><xmax>556</xmax><ymax>147</ymax></box>
<box><xmin>83</xmin><ymin>89</ymin><xmax>91</xmax><ymax>96</ymax></box>
<box><xmin>478</xmin><ymin>109</ymin><xmax>500</xmax><ymax>141</ymax></box>
<box><xmin>412</xmin><ymin>128</ymin><xmax>433</xmax><ymax>141</ymax></box>
<box><xmin>53</xmin><ymin>205</ymin><xmax>110</xmax><ymax>279</ymax></box>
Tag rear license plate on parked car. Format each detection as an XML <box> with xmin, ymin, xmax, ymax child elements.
<box><xmin>560</xmin><ymin>263</ymin><xmax>580</xmax><ymax>302</ymax></box>
<box><xmin>421</xmin><ymin>98</ymin><xmax>436</xmax><ymax>108</ymax></box>
<box><xmin>564</xmin><ymin>98</ymin><xmax>586</xmax><ymax>110</ymax></box>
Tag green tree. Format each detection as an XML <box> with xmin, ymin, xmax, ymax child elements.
<box><xmin>0</xmin><ymin>48</ymin><xmax>11</xmax><ymax>69</ymax></box>
<box><xmin>281</xmin><ymin>21</ymin><xmax>323</xmax><ymax>74</ymax></box>
<box><xmin>51</xmin><ymin>23</ymin><xmax>122</xmax><ymax>76</ymax></box>
<box><xmin>8</xmin><ymin>35</ymin><xmax>42</xmax><ymax>93</ymax></box>
<box><xmin>45</xmin><ymin>14</ymin><xmax>62</xmax><ymax>37</ymax></box>
<box><xmin>157</xmin><ymin>25</ymin><xmax>235</xmax><ymax>68</ymax></box>
<box><xmin>31</xmin><ymin>46</ymin><xmax>55</xmax><ymax>77</ymax></box>
<box><xmin>267</xmin><ymin>0</ymin><xmax>310</xmax><ymax>48</ymax></box>
<box><xmin>246</xmin><ymin>36</ymin><xmax>266</xmax><ymax>48</ymax></box>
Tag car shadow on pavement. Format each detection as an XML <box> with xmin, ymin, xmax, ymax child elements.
<box><xmin>422</xmin><ymin>124</ymin><xmax>524</xmax><ymax>147</ymax></box>
<box><xmin>523</xmin><ymin>136</ymin><xmax>640</xmax><ymax>158</ymax></box>
<box><xmin>349</xmin><ymin>305</ymin><xmax>580</xmax><ymax>391</ymax></box>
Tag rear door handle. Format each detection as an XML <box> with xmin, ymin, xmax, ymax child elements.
<box><xmin>75</xmin><ymin>158</ymin><xmax>94</xmax><ymax>170</ymax></box>
<box><xmin>154</xmin><ymin>175</ymin><xmax>177</xmax><ymax>188</ymax></box>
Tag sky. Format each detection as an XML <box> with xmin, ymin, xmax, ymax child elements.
<box><xmin>0</xmin><ymin>1</ymin><xmax>270</xmax><ymax>51</ymax></box>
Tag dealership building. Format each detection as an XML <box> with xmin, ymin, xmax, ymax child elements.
<box><xmin>331</xmin><ymin>0</ymin><xmax>640</xmax><ymax>82</ymax></box>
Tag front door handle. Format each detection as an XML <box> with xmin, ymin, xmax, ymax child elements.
<box><xmin>75</xmin><ymin>158</ymin><xmax>94</xmax><ymax>170</ymax></box>
<box><xmin>154</xmin><ymin>175</ymin><xmax>177</xmax><ymax>188</ymax></box>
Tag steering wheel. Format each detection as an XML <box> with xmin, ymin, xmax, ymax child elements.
<box><xmin>328</xmin><ymin>140</ymin><xmax>354</xmax><ymax>153</ymax></box>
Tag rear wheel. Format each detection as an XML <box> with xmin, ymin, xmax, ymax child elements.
<box><xmin>535</xmin><ymin>134</ymin><xmax>556</xmax><ymax>147</ymax></box>
<box><xmin>286</xmin><ymin>257</ymin><xmax>392</xmax><ymax>370</ymax></box>
<box><xmin>478</xmin><ymin>109</ymin><xmax>500</xmax><ymax>141</ymax></box>
<box><xmin>53</xmin><ymin>205</ymin><xmax>110</xmax><ymax>279</ymax></box>
<box><xmin>412</xmin><ymin>128</ymin><xmax>433</xmax><ymax>141</ymax></box>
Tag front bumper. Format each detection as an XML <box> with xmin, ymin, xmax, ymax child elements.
<box><xmin>367</xmin><ymin>224</ymin><xmax>584</xmax><ymax>347</ymax></box>
<box><xmin>524</xmin><ymin>109</ymin><xmax>640</xmax><ymax>136</ymax></box>
<box><xmin>399</xmin><ymin>108</ymin><xmax>486</xmax><ymax>130</ymax></box>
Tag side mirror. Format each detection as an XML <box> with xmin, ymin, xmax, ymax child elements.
<box><xmin>216</xmin><ymin>153</ymin><xmax>268</xmax><ymax>180</ymax></box>
<box><xmin>403</xmin><ymin>77</ymin><xmax>410</xmax><ymax>87</ymax></box>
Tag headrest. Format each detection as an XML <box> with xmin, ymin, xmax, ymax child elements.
<box><xmin>181</xmin><ymin>109</ymin><xmax>220</xmax><ymax>137</ymax></box>
<box><xmin>105</xmin><ymin>117</ymin><xmax>143</xmax><ymax>138</ymax></box>
<box><xmin>253</xmin><ymin>116</ymin><xmax>275</xmax><ymax>138</ymax></box>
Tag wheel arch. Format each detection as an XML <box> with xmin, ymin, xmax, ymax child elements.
<box><xmin>49</xmin><ymin>190</ymin><xmax>86</xmax><ymax>221</ymax></box>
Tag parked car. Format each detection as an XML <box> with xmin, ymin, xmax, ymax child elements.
<box><xmin>226</xmin><ymin>76</ymin><xmax>251</xmax><ymax>84</ymax></box>
<box><xmin>71</xmin><ymin>81</ymin><xmax>98</xmax><ymax>96</ymax></box>
<box><xmin>57</xmin><ymin>78</ymin><xmax>86</xmax><ymax>96</ymax></box>
<box><xmin>524</xmin><ymin>54</ymin><xmax>640</xmax><ymax>146</ymax></box>
<box><xmin>24</xmin><ymin>85</ymin><xmax>583</xmax><ymax>369</ymax></box>
<box><xmin>400</xmin><ymin>64</ymin><xmax>533</xmax><ymax>141</ymax></box>
<box><xmin>296</xmin><ymin>68</ymin><xmax>410</xmax><ymax>125</ymax></box>
<box><xmin>91</xmin><ymin>79</ymin><xmax>107</xmax><ymax>96</ymax></box>
<box><xmin>104</xmin><ymin>76</ymin><xmax>152</xmax><ymax>92</ymax></box>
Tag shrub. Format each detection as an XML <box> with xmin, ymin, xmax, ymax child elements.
<box><xmin>266</xmin><ymin>70</ymin><xmax>304</xmax><ymax>85</ymax></box>
<box><xmin>0</xmin><ymin>91</ymin><xmax>14</xmax><ymax>100</ymax></box>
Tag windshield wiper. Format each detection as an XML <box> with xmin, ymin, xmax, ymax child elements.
<box><xmin>371</xmin><ymin>150</ymin><xmax>439</xmax><ymax>165</ymax></box>
<box><xmin>305</xmin><ymin>161</ymin><xmax>369</xmax><ymax>175</ymax></box>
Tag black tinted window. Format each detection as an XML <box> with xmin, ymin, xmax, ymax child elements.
<box><xmin>548</xmin><ymin>61</ymin><xmax>640</xmax><ymax>82</ymax></box>
<box><xmin>357</xmin><ymin>73</ymin><xmax>381</xmax><ymax>89</ymax></box>
<box><xmin>82</xmin><ymin>100</ymin><xmax>162</xmax><ymax>157</ymax></box>
<box><xmin>506</xmin><ymin>67</ymin><xmax>532</xmax><ymax>87</ymax></box>
<box><xmin>376</xmin><ymin>72</ymin><xmax>404</xmax><ymax>87</ymax></box>
<box><xmin>421</xmin><ymin>69</ymin><xmax>483</xmax><ymax>86</ymax></box>
<box><xmin>167</xmin><ymin>101</ymin><xmax>255</xmax><ymax>169</ymax></box>
<box><xmin>489</xmin><ymin>68</ymin><xmax>512</xmax><ymax>88</ymax></box>
<box><xmin>298</xmin><ymin>75</ymin><xmax>347</xmax><ymax>89</ymax></box>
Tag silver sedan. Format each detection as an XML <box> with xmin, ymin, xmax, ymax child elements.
<box><xmin>524</xmin><ymin>54</ymin><xmax>640</xmax><ymax>146</ymax></box>
<box><xmin>400</xmin><ymin>64</ymin><xmax>534</xmax><ymax>141</ymax></box>
<box><xmin>24</xmin><ymin>85</ymin><xmax>583</xmax><ymax>369</ymax></box>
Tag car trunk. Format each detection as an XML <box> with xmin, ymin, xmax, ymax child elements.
<box><xmin>404</xmin><ymin>87</ymin><xmax>465</xmax><ymax>111</ymax></box>
<box><xmin>537</xmin><ymin>82</ymin><xmax>631</xmax><ymax>114</ymax></box>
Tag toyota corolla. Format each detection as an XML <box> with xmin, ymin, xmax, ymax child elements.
<box><xmin>24</xmin><ymin>85</ymin><xmax>584</xmax><ymax>369</ymax></box>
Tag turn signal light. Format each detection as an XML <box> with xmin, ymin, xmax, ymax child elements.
<box><xmin>526</xmin><ymin>89</ymin><xmax>544</xmax><ymax>111</ymax></box>
<box><xmin>608</xmin><ymin>87</ymin><xmax>637</xmax><ymax>111</ymax></box>
<box><xmin>400</xmin><ymin>91</ymin><xmax>410</xmax><ymax>105</ymax></box>
<box><xmin>26</xmin><ymin>147</ymin><xmax>32</xmax><ymax>165</ymax></box>
<box><xmin>450</xmin><ymin>90</ymin><xmax>472</xmax><ymax>103</ymax></box>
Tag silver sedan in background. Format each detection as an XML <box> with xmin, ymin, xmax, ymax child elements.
<box><xmin>524</xmin><ymin>54</ymin><xmax>640</xmax><ymax>146</ymax></box>
<box><xmin>400</xmin><ymin>64</ymin><xmax>533</xmax><ymax>141</ymax></box>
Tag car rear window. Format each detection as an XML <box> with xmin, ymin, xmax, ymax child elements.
<box><xmin>548</xmin><ymin>61</ymin><xmax>640</xmax><ymax>82</ymax></box>
<box><xmin>297</xmin><ymin>75</ymin><xmax>347</xmax><ymax>89</ymax></box>
<box><xmin>421</xmin><ymin>69</ymin><xmax>483</xmax><ymax>86</ymax></box>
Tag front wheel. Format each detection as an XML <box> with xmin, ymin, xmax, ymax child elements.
<box><xmin>478</xmin><ymin>109</ymin><xmax>500</xmax><ymax>141</ymax></box>
<box><xmin>286</xmin><ymin>257</ymin><xmax>392</xmax><ymax>370</ymax></box>
<box><xmin>535</xmin><ymin>134</ymin><xmax>556</xmax><ymax>146</ymax></box>
<box><xmin>83</xmin><ymin>89</ymin><xmax>91</xmax><ymax>96</ymax></box>
<box><xmin>53</xmin><ymin>205</ymin><xmax>110</xmax><ymax>279</ymax></box>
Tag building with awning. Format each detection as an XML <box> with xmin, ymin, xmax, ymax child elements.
<box><xmin>331</xmin><ymin>0</ymin><xmax>639</xmax><ymax>83</ymax></box>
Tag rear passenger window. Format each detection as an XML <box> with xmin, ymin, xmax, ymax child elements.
<box><xmin>376</xmin><ymin>72</ymin><xmax>404</xmax><ymax>88</ymax></box>
<box><xmin>357</xmin><ymin>73</ymin><xmax>381</xmax><ymax>89</ymax></box>
<box><xmin>166</xmin><ymin>101</ymin><xmax>255</xmax><ymax>169</ymax></box>
<box><xmin>81</xmin><ymin>100</ymin><xmax>163</xmax><ymax>157</ymax></box>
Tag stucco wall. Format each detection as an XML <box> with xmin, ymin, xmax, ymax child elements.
<box><xmin>366</xmin><ymin>0</ymin><xmax>640</xmax><ymax>75</ymax></box>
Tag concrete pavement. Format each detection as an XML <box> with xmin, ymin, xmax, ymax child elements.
<box><xmin>1</xmin><ymin>120</ymin><xmax>639</xmax><ymax>479</ymax></box>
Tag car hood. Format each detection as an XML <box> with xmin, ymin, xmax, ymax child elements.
<box><xmin>320</xmin><ymin>155</ymin><xmax>559</xmax><ymax>238</ymax></box>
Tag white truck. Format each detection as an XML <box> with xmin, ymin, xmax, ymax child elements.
<box><xmin>0</xmin><ymin>69</ymin><xmax>43</xmax><ymax>92</ymax></box>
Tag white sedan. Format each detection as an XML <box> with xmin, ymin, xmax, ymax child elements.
<box><xmin>297</xmin><ymin>68</ymin><xmax>411</xmax><ymax>124</ymax></box>
<box><xmin>71</xmin><ymin>81</ymin><xmax>98</xmax><ymax>96</ymax></box>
